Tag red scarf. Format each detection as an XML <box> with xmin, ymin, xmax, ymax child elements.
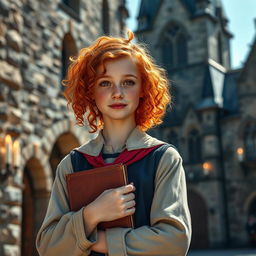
<box><xmin>82</xmin><ymin>144</ymin><xmax>164</xmax><ymax>168</ymax></box>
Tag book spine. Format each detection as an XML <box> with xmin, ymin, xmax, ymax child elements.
<box><xmin>122</xmin><ymin>165</ymin><xmax>134</xmax><ymax>228</ymax></box>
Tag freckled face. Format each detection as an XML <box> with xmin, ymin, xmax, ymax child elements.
<box><xmin>93</xmin><ymin>56</ymin><xmax>143</xmax><ymax>124</ymax></box>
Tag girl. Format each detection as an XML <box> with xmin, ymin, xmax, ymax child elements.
<box><xmin>36</xmin><ymin>31</ymin><xmax>191</xmax><ymax>256</ymax></box>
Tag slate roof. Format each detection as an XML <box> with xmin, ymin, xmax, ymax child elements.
<box><xmin>136</xmin><ymin>0</ymin><xmax>229</xmax><ymax>32</ymax></box>
<box><xmin>222</xmin><ymin>70</ymin><xmax>240</xmax><ymax>114</ymax></box>
<box><xmin>196</xmin><ymin>62</ymin><xmax>225</xmax><ymax>110</ymax></box>
<box><xmin>197</xmin><ymin>62</ymin><xmax>240</xmax><ymax>115</ymax></box>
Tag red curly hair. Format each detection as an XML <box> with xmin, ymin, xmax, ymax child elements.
<box><xmin>63</xmin><ymin>31</ymin><xmax>171</xmax><ymax>133</ymax></box>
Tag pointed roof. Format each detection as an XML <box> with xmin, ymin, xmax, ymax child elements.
<box><xmin>222</xmin><ymin>69</ymin><xmax>240</xmax><ymax>114</ymax></box>
<box><xmin>197</xmin><ymin>60</ymin><xmax>225</xmax><ymax>110</ymax></box>
<box><xmin>196</xmin><ymin>59</ymin><xmax>240</xmax><ymax>115</ymax></box>
<box><xmin>136</xmin><ymin>0</ymin><xmax>230</xmax><ymax>33</ymax></box>
<box><xmin>136</xmin><ymin>0</ymin><xmax>162</xmax><ymax>31</ymax></box>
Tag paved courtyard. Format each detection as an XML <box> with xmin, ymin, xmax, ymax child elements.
<box><xmin>188</xmin><ymin>249</ymin><xmax>256</xmax><ymax>256</ymax></box>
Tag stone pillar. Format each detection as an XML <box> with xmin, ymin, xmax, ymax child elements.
<box><xmin>200</xmin><ymin>107</ymin><xmax>229</xmax><ymax>247</ymax></box>
<box><xmin>0</xmin><ymin>170</ymin><xmax>23</xmax><ymax>256</ymax></box>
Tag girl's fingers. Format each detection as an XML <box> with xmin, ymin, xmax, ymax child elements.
<box><xmin>122</xmin><ymin>193</ymin><xmax>135</xmax><ymax>202</ymax></box>
<box><xmin>124</xmin><ymin>207</ymin><xmax>136</xmax><ymax>216</ymax></box>
<box><xmin>118</xmin><ymin>184</ymin><xmax>135</xmax><ymax>194</ymax></box>
<box><xmin>125</xmin><ymin>200</ymin><xmax>136</xmax><ymax>209</ymax></box>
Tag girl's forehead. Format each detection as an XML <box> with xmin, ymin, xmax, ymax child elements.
<box><xmin>96</xmin><ymin>56</ymin><xmax>139</xmax><ymax>76</ymax></box>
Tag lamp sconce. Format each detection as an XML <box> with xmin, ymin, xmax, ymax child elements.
<box><xmin>236</xmin><ymin>147</ymin><xmax>244</xmax><ymax>162</ymax></box>
<box><xmin>236</xmin><ymin>147</ymin><xmax>248</xmax><ymax>175</ymax></box>
<box><xmin>202</xmin><ymin>161</ymin><xmax>213</xmax><ymax>175</ymax></box>
<box><xmin>0</xmin><ymin>134</ymin><xmax>20</xmax><ymax>183</ymax></box>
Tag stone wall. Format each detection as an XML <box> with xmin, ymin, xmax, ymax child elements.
<box><xmin>0</xmin><ymin>0</ymin><xmax>126</xmax><ymax>255</ymax></box>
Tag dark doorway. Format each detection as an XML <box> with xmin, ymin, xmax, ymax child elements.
<box><xmin>188</xmin><ymin>190</ymin><xmax>209</xmax><ymax>249</ymax></box>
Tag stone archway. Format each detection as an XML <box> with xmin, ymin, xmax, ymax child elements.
<box><xmin>49</xmin><ymin>132</ymin><xmax>80</xmax><ymax>177</ymax></box>
<box><xmin>188</xmin><ymin>189</ymin><xmax>209</xmax><ymax>249</ymax></box>
<box><xmin>245</xmin><ymin>194</ymin><xmax>256</xmax><ymax>246</ymax></box>
<box><xmin>21</xmin><ymin>156</ymin><xmax>51</xmax><ymax>256</ymax></box>
<box><xmin>20</xmin><ymin>119</ymin><xmax>90</xmax><ymax>256</ymax></box>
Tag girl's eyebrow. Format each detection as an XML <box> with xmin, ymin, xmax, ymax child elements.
<box><xmin>98</xmin><ymin>74</ymin><xmax>138</xmax><ymax>79</ymax></box>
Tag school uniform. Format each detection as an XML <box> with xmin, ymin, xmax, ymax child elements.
<box><xmin>36</xmin><ymin>127</ymin><xmax>191</xmax><ymax>256</ymax></box>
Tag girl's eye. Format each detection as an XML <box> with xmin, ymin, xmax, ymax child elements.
<box><xmin>99</xmin><ymin>80</ymin><xmax>111</xmax><ymax>87</ymax></box>
<box><xmin>123</xmin><ymin>80</ymin><xmax>135</xmax><ymax>86</ymax></box>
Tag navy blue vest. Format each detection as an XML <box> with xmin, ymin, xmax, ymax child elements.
<box><xmin>70</xmin><ymin>144</ymin><xmax>172</xmax><ymax>256</ymax></box>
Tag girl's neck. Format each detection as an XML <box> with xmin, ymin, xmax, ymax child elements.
<box><xmin>102</xmin><ymin>122</ymin><xmax>136</xmax><ymax>152</ymax></box>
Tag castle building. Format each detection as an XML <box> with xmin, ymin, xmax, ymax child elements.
<box><xmin>135</xmin><ymin>0</ymin><xmax>256</xmax><ymax>249</ymax></box>
<box><xmin>0</xmin><ymin>0</ymin><xmax>128</xmax><ymax>255</ymax></box>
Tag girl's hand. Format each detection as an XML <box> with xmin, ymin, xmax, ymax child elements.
<box><xmin>82</xmin><ymin>184</ymin><xmax>135</xmax><ymax>236</ymax></box>
<box><xmin>91</xmin><ymin>184</ymin><xmax>136</xmax><ymax>223</ymax></box>
<box><xmin>90</xmin><ymin>231</ymin><xmax>107</xmax><ymax>253</ymax></box>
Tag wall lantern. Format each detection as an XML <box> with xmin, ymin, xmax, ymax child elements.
<box><xmin>0</xmin><ymin>134</ymin><xmax>20</xmax><ymax>182</ymax></box>
<box><xmin>202</xmin><ymin>161</ymin><xmax>213</xmax><ymax>175</ymax></box>
<box><xmin>236</xmin><ymin>147</ymin><xmax>244</xmax><ymax>162</ymax></box>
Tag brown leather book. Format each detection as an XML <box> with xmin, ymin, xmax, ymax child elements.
<box><xmin>66</xmin><ymin>163</ymin><xmax>134</xmax><ymax>230</ymax></box>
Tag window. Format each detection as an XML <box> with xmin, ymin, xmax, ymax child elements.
<box><xmin>177</xmin><ymin>33</ymin><xmax>188</xmax><ymax>66</ymax></box>
<box><xmin>102</xmin><ymin>0</ymin><xmax>110</xmax><ymax>35</ymax></box>
<box><xmin>169</xmin><ymin>131</ymin><xmax>179</xmax><ymax>149</ymax></box>
<box><xmin>244</xmin><ymin>123</ymin><xmax>256</xmax><ymax>161</ymax></box>
<box><xmin>60</xmin><ymin>0</ymin><xmax>80</xmax><ymax>20</ymax></box>
<box><xmin>162</xmin><ymin>40</ymin><xmax>174</xmax><ymax>70</ymax></box>
<box><xmin>61</xmin><ymin>33</ymin><xmax>77</xmax><ymax>82</ymax></box>
<box><xmin>188</xmin><ymin>129</ymin><xmax>202</xmax><ymax>164</ymax></box>
<box><xmin>62</xmin><ymin>0</ymin><xmax>79</xmax><ymax>12</ymax></box>
<box><xmin>161</xmin><ymin>23</ymin><xmax>188</xmax><ymax>70</ymax></box>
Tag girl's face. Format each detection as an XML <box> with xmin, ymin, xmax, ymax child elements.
<box><xmin>93</xmin><ymin>56</ymin><xmax>143</xmax><ymax>125</ymax></box>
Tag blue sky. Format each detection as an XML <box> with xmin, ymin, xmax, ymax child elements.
<box><xmin>126</xmin><ymin>0</ymin><xmax>256</xmax><ymax>69</ymax></box>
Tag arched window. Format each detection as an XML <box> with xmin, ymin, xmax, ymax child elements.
<box><xmin>102</xmin><ymin>0</ymin><xmax>110</xmax><ymax>35</ymax></box>
<box><xmin>177</xmin><ymin>33</ymin><xmax>188</xmax><ymax>66</ymax></box>
<box><xmin>162</xmin><ymin>40</ymin><xmax>174</xmax><ymax>70</ymax></box>
<box><xmin>169</xmin><ymin>131</ymin><xmax>179</xmax><ymax>149</ymax></box>
<box><xmin>244</xmin><ymin>123</ymin><xmax>256</xmax><ymax>160</ymax></box>
<box><xmin>61</xmin><ymin>33</ymin><xmax>77</xmax><ymax>82</ymax></box>
<box><xmin>61</xmin><ymin>0</ymin><xmax>80</xmax><ymax>13</ymax></box>
<box><xmin>161</xmin><ymin>23</ymin><xmax>188</xmax><ymax>70</ymax></box>
<box><xmin>188</xmin><ymin>129</ymin><xmax>202</xmax><ymax>164</ymax></box>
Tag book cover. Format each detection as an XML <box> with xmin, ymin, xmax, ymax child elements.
<box><xmin>66</xmin><ymin>163</ymin><xmax>134</xmax><ymax>230</ymax></box>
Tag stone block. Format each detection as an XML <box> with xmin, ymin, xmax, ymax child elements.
<box><xmin>6</xmin><ymin>50</ymin><xmax>20</xmax><ymax>68</ymax></box>
<box><xmin>22</xmin><ymin>121</ymin><xmax>34</xmax><ymax>134</ymax></box>
<box><xmin>28</xmin><ymin>94</ymin><xmax>39</xmax><ymax>105</ymax></box>
<box><xmin>0</xmin><ymin>61</ymin><xmax>22</xmax><ymax>89</ymax></box>
<box><xmin>10</xmin><ymin>11</ymin><xmax>24</xmax><ymax>32</ymax></box>
<box><xmin>0</xmin><ymin>204</ymin><xmax>9</xmax><ymax>221</ymax></box>
<box><xmin>4</xmin><ymin>186</ymin><xmax>22</xmax><ymax>205</ymax></box>
<box><xmin>8</xmin><ymin>109</ymin><xmax>22</xmax><ymax>125</ymax></box>
<box><xmin>0</xmin><ymin>0</ymin><xmax>9</xmax><ymax>17</ymax></box>
<box><xmin>0</xmin><ymin>103</ymin><xmax>9</xmax><ymax>121</ymax></box>
<box><xmin>0</xmin><ymin>48</ymin><xmax>7</xmax><ymax>60</ymax></box>
<box><xmin>6</xmin><ymin>30</ymin><xmax>22</xmax><ymax>52</ymax></box>
<box><xmin>42</xmin><ymin>54</ymin><xmax>53</xmax><ymax>68</ymax></box>
<box><xmin>9</xmin><ymin>206</ymin><xmax>21</xmax><ymax>224</ymax></box>
<box><xmin>3</xmin><ymin>242</ymin><xmax>20</xmax><ymax>255</ymax></box>
<box><xmin>33</xmin><ymin>72</ymin><xmax>45</xmax><ymax>85</ymax></box>
<box><xmin>34</xmin><ymin>125</ymin><xmax>45</xmax><ymax>138</ymax></box>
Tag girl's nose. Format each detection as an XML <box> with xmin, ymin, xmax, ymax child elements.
<box><xmin>112</xmin><ymin>84</ymin><xmax>124</xmax><ymax>99</ymax></box>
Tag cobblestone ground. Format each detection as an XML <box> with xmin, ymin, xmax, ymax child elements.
<box><xmin>188</xmin><ymin>249</ymin><xmax>256</xmax><ymax>256</ymax></box>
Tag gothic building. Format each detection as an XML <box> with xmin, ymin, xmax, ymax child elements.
<box><xmin>0</xmin><ymin>0</ymin><xmax>128</xmax><ymax>255</ymax></box>
<box><xmin>136</xmin><ymin>0</ymin><xmax>256</xmax><ymax>249</ymax></box>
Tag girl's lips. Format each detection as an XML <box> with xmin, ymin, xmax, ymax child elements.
<box><xmin>109</xmin><ymin>104</ymin><xmax>127</xmax><ymax>109</ymax></box>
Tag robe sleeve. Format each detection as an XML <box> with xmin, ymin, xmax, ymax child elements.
<box><xmin>36</xmin><ymin>154</ymin><xmax>97</xmax><ymax>256</ymax></box>
<box><xmin>105</xmin><ymin>147</ymin><xmax>192</xmax><ymax>256</ymax></box>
